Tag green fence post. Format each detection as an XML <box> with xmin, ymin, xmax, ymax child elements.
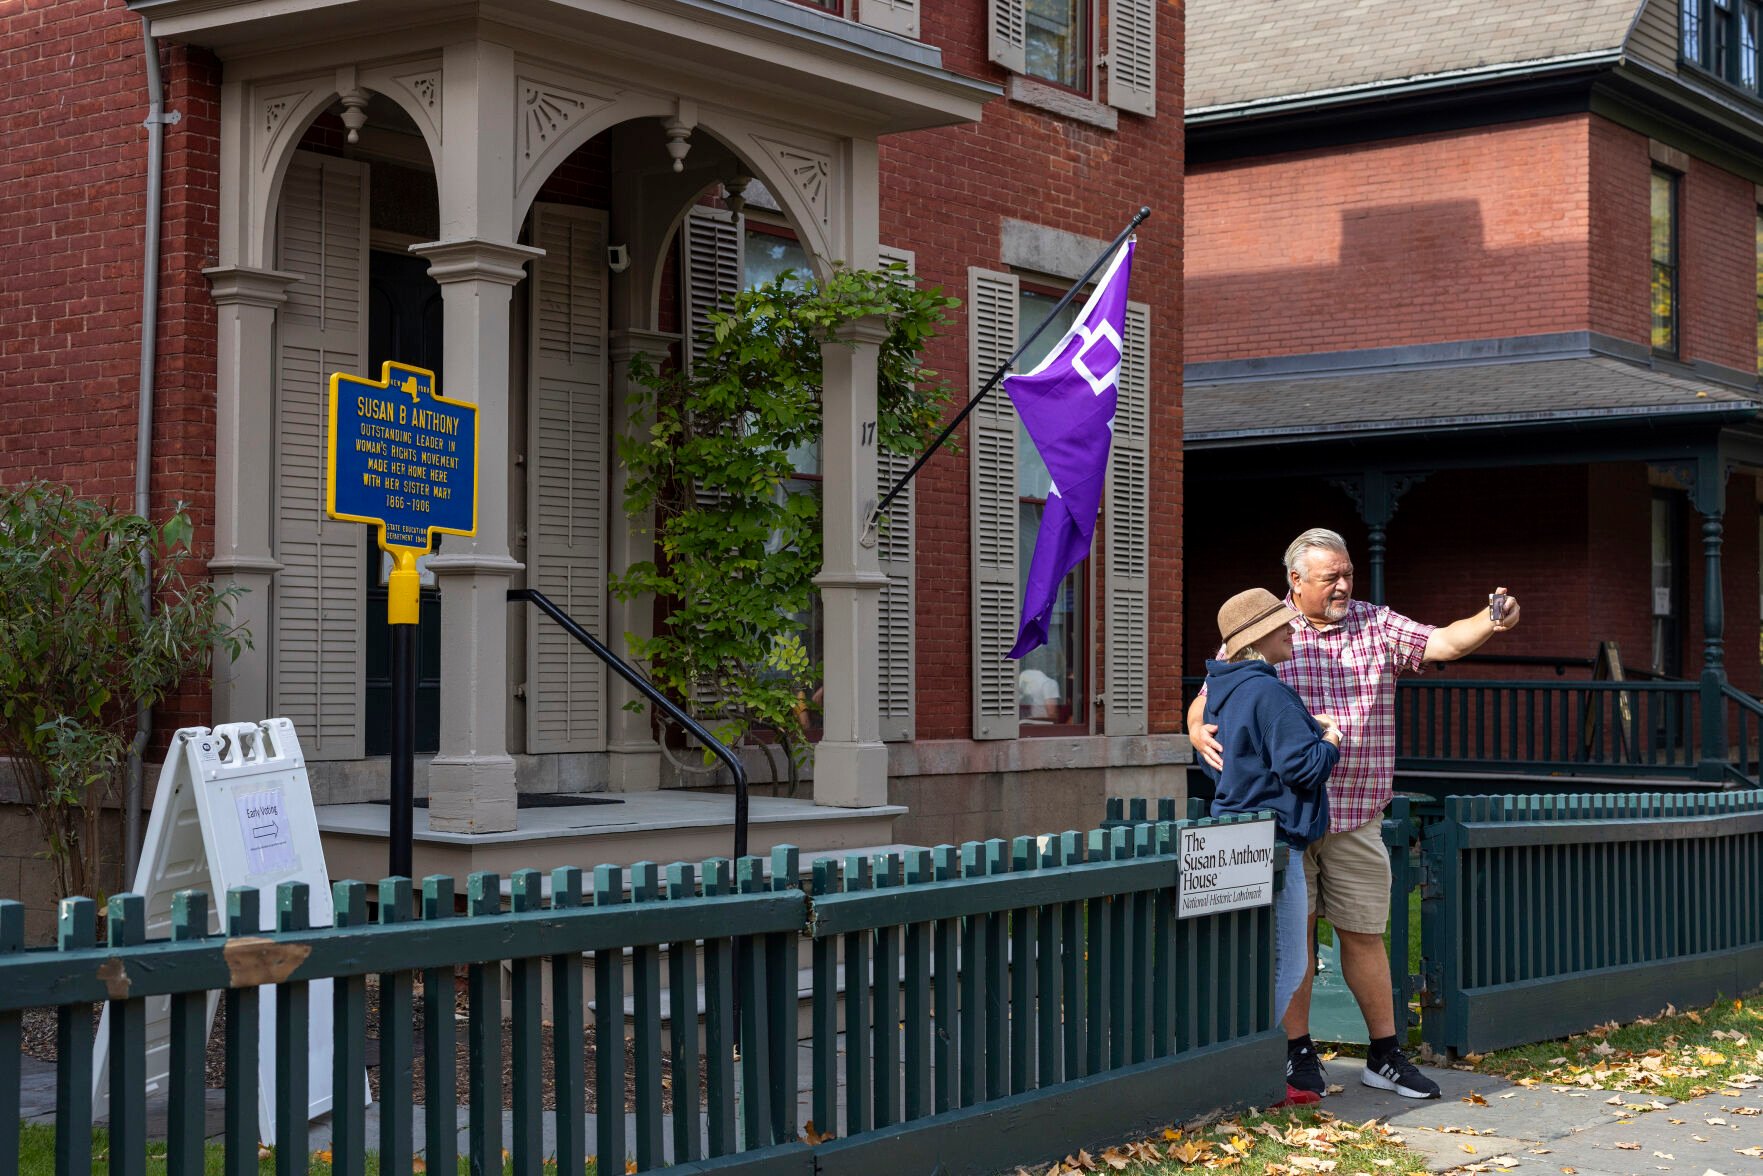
<box><xmin>329</xmin><ymin>881</ymin><xmax>368</xmax><ymax>1176</ymax></box>
<box><xmin>54</xmin><ymin>896</ymin><xmax>96</xmax><ymax>1176</ymax></box>
<box><xmin>629</xmin><ymin>862</ymin><xmax>665</xmax><ymax>1171</ymax></box>
<box><xmin>1130</xmin><ymin>825</ymin><xmax>1155</xmax><ymax>1063</ymax></box>
<box><xmin>843</xmin><ymin>853</ymin><xmax>874</xmax><ymax>1134</ymax></box>
<box><xmin>105</xmin><ymin>893</ymin><xmax>147</xmax><ymax>1176</ymax></box>
<box><xmin>510</xmin><ymin>869</ymin><xmax>546</xmax><ymax>1176</ymax></box>
<box><xmin>419</xmin><ymin>875</ymin><xmax>457</xmax><ymax>1176</ymax></box>
<box><xmin>1085</xmin><ymin>829</ymin><xmax>1112</xmax><ymax>1075</ymax></box>
<box><xmin>701</xmin><ymin>859</ymin><xmax>735</xmax><ymax>1158</ymax></box>
<box><xmin>1008</xmin><ymin>836</ymin><xmax>1038</xmax><ymax>1095</ymax></box>
<box><xmin>983</xmin><ymin>839</ymin><xmax>1009</xmax><ymax>1100</ymax></box>
<box><xmin>871</xmin><ymin>850</ymin><xmax>902</xmax><ymax>1129</ymax></box>
<box><xmin>0</xmin><ymin>901</ymin><xmax>19</xmax><ymax>1171</ymax></box>
<box><xmin>552</xmin><ymin>867</ymin><xmax>589</xmax><ymax>1175</ymax></box>
<box><xmin>736</xmin><ymin>856</ymin><xmax>773</xmax><ymax>1149</ymax></box>
<box><xmin>768</xmin><ymin>844</ymin><xmax>801</xmax><ymax>1145</ymax></box>
<box><xmin>1060</xmin><ymin>832</ymin><xmax>1086</xmax><ymax>1078</ymax></box>
<box><xmin>1152</xmin><ymin>821</ymin><xmax>1177</xmax><ymax>1055</ymax></box>
<box><xmin>664</xmin><ymin>863</ymin><xmax>700</xmax><ymax>1165</ymax></box>
<box><xmin>809</xmin><ymin>858</ymin><xmax>839</xmax><ymax>1139</ymax></box>
<box><xmin>1036</xmin><ymin>835</ymin><xmax>1065</xmax><ymax>1085</ymax></box>
<box><xmin>466</xmin><ymin>872</ymin><xmax>503</xmax><ymax>1176</ymax></box>
<box><xmin>168</xmin><ymin>890</ymin><xmax>209</xmax><ymax>1176</ymax></box>
<box><xmin>903</xmin><ymin>848</ymin><xmax>934</xmax><ymax>1122</ymax></box>
<box><xmin>224</xmin><ymin>888</ymin><xmax>261</xmax><ymax>1176</ymax></box>
<box><xmin>593</xmin><ymin>864</ymin><xmax>628</xmax><ymax>1171</ymax></box>
<box><xmin>375</xmin><ymin>878</ymin><xmax>414</xmax><ymax>1176</ymax></box>
<box><xmin>273</xmin><ymin>881</ymin><xmax>310</xmax><ymax>1176</ymax></box>
<box><xmin>931</xmin><ymin>844</ymin><xmax>960</xmax><ymax>1114</ymax></box>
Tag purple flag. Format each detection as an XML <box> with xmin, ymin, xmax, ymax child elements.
<box><xmin>1006</xmin><ymin>239</ymin><xmax>1137</xmax><ymax>660</ymax></box>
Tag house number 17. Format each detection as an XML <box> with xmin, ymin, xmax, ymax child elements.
<box><xmin>860</xmin><ymin>420</ymin><xmax>876</xmax><ymax>446</ymax></box>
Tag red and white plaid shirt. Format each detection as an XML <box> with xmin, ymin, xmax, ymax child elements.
<box><xmin>1208</xmin><ymin>597</ymin><xmax>1433</xmax><ymax>832</ymax></box>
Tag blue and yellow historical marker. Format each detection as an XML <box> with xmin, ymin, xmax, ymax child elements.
<box><xmin>326</xmin><ymin>361</ymin><xmax>478</xmax><ymax>623</ymax></box>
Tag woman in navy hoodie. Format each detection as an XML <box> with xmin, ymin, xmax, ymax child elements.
<box><xmin>1202</xmin><ymin>587</ymin><xmax>1342</xmax><ymax>1105</ymax></box>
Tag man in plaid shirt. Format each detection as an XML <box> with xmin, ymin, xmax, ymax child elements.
<box><xmin>1187</xmin><ymin>528</ymin><xmax>1521</xmax><ymax>1100</ymax></box>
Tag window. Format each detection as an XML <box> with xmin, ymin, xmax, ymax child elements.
<box><xmin>1014</xmin><ymin>286</ymin><xmax>1087</xmax><ymax>729</ymax></box>
<box><xmin>1682</xmin><ymin>0</ymin><xmax>1763</xmax><ymax>94</ymax></box>
<box><xmin>1024</xmin><ymin>0</ymin><xmax>1087</xmax><ymax>92</ymax></box>
<box><xmin>1651</xmin><ymin>169</ymin><xmax>1679</xmax><ymax>357</ymax></box>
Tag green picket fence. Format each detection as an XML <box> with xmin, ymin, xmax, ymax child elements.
<box><xmin>1421</xmin><ymin>789</ymin><xmax>1763</xmax><ymax>1057</ymax></box>
<box><xmin>3</xmin><ymin>815</ymin><xmax>1289</xmax><ymax>1176</ymax></box>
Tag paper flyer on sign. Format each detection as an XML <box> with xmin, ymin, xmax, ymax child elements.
<box><xmin>235</xmin><ymin>787</ymin><xmax>298</xmax><ymax>876</ymax></box>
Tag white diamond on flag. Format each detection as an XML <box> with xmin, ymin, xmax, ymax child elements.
<box><xmin>1072</xmin><ymin>321</ymin><xmax>1124</xmax><ymax>396</ymax></box>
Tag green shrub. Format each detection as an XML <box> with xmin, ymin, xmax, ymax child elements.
<box><xmin>0</xmin><ymin>483</ymin><xmax>248</xmax><ymax>902</ymax></box>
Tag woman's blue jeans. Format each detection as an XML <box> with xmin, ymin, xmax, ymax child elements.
<box><xmin>1273</xmin><ymin>852</ymin><xmax>1309</xmax><ymax>1024</ymax></box>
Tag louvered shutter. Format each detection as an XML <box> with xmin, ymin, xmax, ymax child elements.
<box><xmin>526</xmin><ymin>204</ymin><xmax>609</xmax><ymax>753</ymax></box>
<box><xmin>1105</xmin><ymin>301</ymin><xmax>1151</xmax><ymax>736</ymax></box>
<box><xmin>272</xmin><ymin>152</ymin><xmax>368</xmax><ymax>760</ymax></box>
<box><xmin>682</xmin><ymin>205</ymin><xmax>742</xmax><ymax>369</ymax></box>
<box><xmin>987</xmin><ymin>0</ymin><xmax>1028</xmax><ymax>74</ymax></box>
<box><xmin>969</xmin><ymin>268</ymin><xmax>1020</xmax><ymax>740</ymax></box>
<box><xmin>1106</xmin><ymin>0</ymin><xmax>1158</xmax><ymax>116</ymax></box>
<box><xmin>876</xmin><ymin>245</ymin><xmax>917</xmax><ymax>742</ymax></box>
<box><xmin>858</xmin><ymin>0</ymin><xmax>919</xmax><ymax>38</ymax></box>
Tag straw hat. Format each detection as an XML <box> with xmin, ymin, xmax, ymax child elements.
<box><xmin>1217</xmin><ymin>588</ymin><xmax>1301</xmax><ymax>660</ymax></box>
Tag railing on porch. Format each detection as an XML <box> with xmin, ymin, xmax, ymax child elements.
<box><xmin>5</xmin><ymin>815</ymin><xmax>1287</xmax><ymax>1175</ymax></box>
<box><xmin>1182</xmin><ymin>674</ymin><xmax>1763</xmax><ymax>786</ymax></box>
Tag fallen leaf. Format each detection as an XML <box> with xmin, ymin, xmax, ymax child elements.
<box><xmin>1617</xmin><ymin>1142</ymin><xmax>1642</xmax><ymax>1150</ymax></box>
<box><xmin>1500</xmin><ymin>1091</ymin><xmax>1520</xmax><ymax>1099</ymax></box>
<box><xmin>1462</xmin><ymin>1144</ymin><xmax>1479</xmax><ymax>1154</ymax></box>
<box><xmin>1737</xmin><ymin>1147</ymin><xmax>1763</xmax><ymax>1158</ymax></box>
<box><xmin>312</xmin><ymin>1150</ymin><xmax>334</xmax><ymax>1163</ymax></box>
<box><xmin>1464</xmin><ymin>1093</ymin><xmax>1489</xmax><ymax>1106</ymax></box>
<box><xmin>1706</xmin><ymin>1117</ymin><xmax>1728</xmax><ymax>1126</ymax></box>
<box><xmin>1492</xmin><ymin>1156</ymin><xmax>1520</xmax><ymax>1166</ymax></box>
<box><xmin>1560</xmin><ymin>1169</ymin><xmax>1575</xmax><ymax>1174</ymax></box>
<box><xmin>1326</xmin><ymin>1084</ymin><xmax>1345</xmax><ymax>1095</ymax></box>
<box><xmin>1656</xmin><ymin>1152</ymin><xmax>1675</xmax><ymax>1160</ymax></box>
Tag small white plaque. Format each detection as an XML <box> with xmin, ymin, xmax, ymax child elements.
<box><xmin>1178</xmin><ymin>820</ymin><xmax>1277</xmax><ymax>919</ymax></box>
<box><xmin>235</xmin><ymin>787</ymin><xmax>298</xmax><ymax>876</ymax></box>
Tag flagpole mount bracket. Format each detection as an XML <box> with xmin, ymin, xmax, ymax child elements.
<box><xmin>859</xmin><ymin>500</ymin><xmax>880</xmax><ymax>549</ymax></box>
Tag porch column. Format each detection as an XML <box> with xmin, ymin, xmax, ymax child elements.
<box><xmin>1328</xmin><ymin>470</ymin><xmax>1426</xmax><ymax>605</ymax></box>
<box><xmin>205</xmin><ymin>266</ymin><xmax>299</xmax><ymax>724</ymax></box>
<box><xmin>412</xmin><ymin>238</ymin><xmax>540</xmax><ymax>832</ymax></box>
<box><xmin>605</xmin><ymin>328</ymin><xmax>674</xmax><ymax>791</ymax></box>
<box><xmin>1693</xmin><ymin>451</ymin><xmax>1729</xmax><ymax>780</ymax></box>
<box><xmin>814</xmin><ymin>316</ymin><xmax>890</xmax><ymax>807</ymax></box>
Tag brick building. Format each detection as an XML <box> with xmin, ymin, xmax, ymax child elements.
<box><xmin>0</xmin><ymin>0</ymin><xmax>1185</xmax><ymax>914</ymax></box>
<box><xmin>1183</xmin><ymin>0</ymin><xmax>1763</xmax><ymax>779</ymax></box>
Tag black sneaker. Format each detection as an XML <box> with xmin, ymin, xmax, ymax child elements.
<box><xmin>1361</xmin><ymin>1046</ymin><xmax>1441</xmax><ymax>1099</ymax></box>
<box><xmin>1286</xmin><ymin>1043</ymin><xmax>1327</xmax><ymax>1097</ymax></box>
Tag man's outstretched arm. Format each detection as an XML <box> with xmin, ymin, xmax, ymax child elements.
<box><xmin>1423</xmin><ymin>585</ymin><xmax>1521</xmax><ymax>664</ymax></box>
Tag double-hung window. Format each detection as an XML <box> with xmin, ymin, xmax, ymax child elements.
<box><xmin>1683</xmin><ymin>0</ymin><xmax>1763</xmax><ymax>94</ymax></box>
<box><xmin>988</xmin><ymin>0</ymin><xmax>1157</xmax><ymax>116</ymax></box>
<box><xmin>1651</xmin><ymin>169</ymin><xmax>1680</xmax><ymax>357</ymax></box>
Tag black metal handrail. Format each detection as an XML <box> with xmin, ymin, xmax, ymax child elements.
<box><xmin>509</xmin><ymin>588</ymin><xmax>749</xmax><ymax>860</ymax></box>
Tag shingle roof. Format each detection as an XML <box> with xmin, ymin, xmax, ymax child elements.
<box><xmin>1188</xmin><ymin>0</ymin><xmax>1643</xmax><ymax>114</ymax></box>
<box><xmin>1185</xmin><ymin>356</ymin><xmax>1758</xmax><ymax>445</ymax></box>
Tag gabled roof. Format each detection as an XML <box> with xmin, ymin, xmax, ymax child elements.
<box><xmin>1188</xmin><ymin>0</ymin><xmax>1644</xmax><ymax>116</ymax></box>
<box><xmin>1185</xmin><ymin>356</ymin><xmax>1757</xmax><ymax>447</ymax></box>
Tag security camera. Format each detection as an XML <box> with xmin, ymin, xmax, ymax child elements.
<box><xmin>607</xmin><ymin>244</ymin><xmax>631</xmax><ymax>274</ymax></box>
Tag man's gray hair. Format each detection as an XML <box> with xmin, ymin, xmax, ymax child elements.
<box><xmin>1284</xmin><ymin>528</ymin><xmax>1351</xmax><ymax>579</ymax></box>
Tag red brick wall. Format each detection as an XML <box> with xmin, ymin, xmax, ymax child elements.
<box><xmin>888</xmin><ymin>3</ymin><xmax>1186</xmax><ymax>737</ymax></box>
<box><xmin>1588</xmin><ymin>118</ymin><xmax>1651</xmax><ymax>347</ymax></box>
<box><xmin>1187</xmin><ymin>116</ymin><xmax>1593</xmax><ymax>361</ymax></box>
<box><xmin>0</xmin><ymin>5</ymin><xmax>223</xmax><ymax>740</ymax></box>
<box><xmin>1681</xmin><ymin>157</ymin><xmax>1758</xmax><ymax>373</ymax></box>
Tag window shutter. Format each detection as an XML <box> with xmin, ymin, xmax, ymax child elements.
<box><xmin>682</xmin><ymin>205</ymin><xmax>742</xmax><ymax>370</ymax></box>
<box><xmin>273</xmin><ymin>152</ymin><xmax>368</xmax><ymax>761</ymax></box>
<box><xmin>988</xmin><ymin>0</ymin><xmax>1028</xmax><ymax>74</ymax></box>
<box><xmin>876</xmin><ymin>245</ymin><xmax>917</xmax><ymax>743</ymax></box>
<box><xmin>969</xmin><ymin>268</ymin><xmax>1020</xmax><ymax>740</ymax></box>
<box><xmin>1105</xmin><ymin>301</ymin><xmax>1151</xmax><ymax>736</ymax></box>
<box><xmin>858</xmin><ymin>0</ymin><xmax>919</xmax><ymax>39</ymax></box>
<box><xmin>1106</xmin><ymin>0</ymin><xmax>1157</xmax><ymax>116</ymax></box>
<box><xmin>526</xmin><ymin>204</ymin><xmax>610</xmax><ymax>754</ymax></box>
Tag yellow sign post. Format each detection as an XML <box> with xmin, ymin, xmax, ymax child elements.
<box><xmin>325</xmin><ymin>361</ymin><xmax>478</xmax><ymax>876</ymax></box>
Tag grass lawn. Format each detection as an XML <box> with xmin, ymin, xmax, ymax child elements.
<box><xmin>16</xmin><ymin>1124</ymin><xmax>605</xmax><ymax>1174</ymax></box>
<box><xmin>1006</xmin><ymin>1106</ymin><xmax>1426</xmax><ymax>1175</ymax></box>
<box><xmin>1460</xmin><ymin>992</ymin><xmax>1763</xmax><ymax>1103</ymax></box>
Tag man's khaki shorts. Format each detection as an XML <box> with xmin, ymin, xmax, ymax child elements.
<box><xmin>1301</xmin><ymin>817</ymin><xmax>1391</xmax><ymax>935</ymax></box>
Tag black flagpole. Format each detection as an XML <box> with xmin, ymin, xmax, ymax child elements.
<box><xmin>864</xmin><ymin>205</ymin><xmax>1151</xmax><ymax>542</ymax></box>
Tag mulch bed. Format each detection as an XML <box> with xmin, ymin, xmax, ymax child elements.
<box><xmin>21</xmin><ymin>967</ymin><xmax>709</xmax><ymax>1115</ymax></box>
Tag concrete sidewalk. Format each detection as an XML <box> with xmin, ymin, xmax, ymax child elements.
<box><xmin>1313</xmin><ymin>1055</ymin><xmax>1763</xmax><ymax>1175</ymax></box>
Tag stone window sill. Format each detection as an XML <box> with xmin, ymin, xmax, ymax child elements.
<box><xmin>1006</xmin><ymin>75</ymin><xmax>1118</xmax><ymax>132</ymax></box>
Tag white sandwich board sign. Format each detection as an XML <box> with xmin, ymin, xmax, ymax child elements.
<box><xmin>93</xmin><ymin>719</ymin><xmax>341</xmax><ymax>1145</ymax></box>
<box><xmin>1177</xmin><ymin>818</ymin><xmax>1277</xmax><ymax>919</ymax></box>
